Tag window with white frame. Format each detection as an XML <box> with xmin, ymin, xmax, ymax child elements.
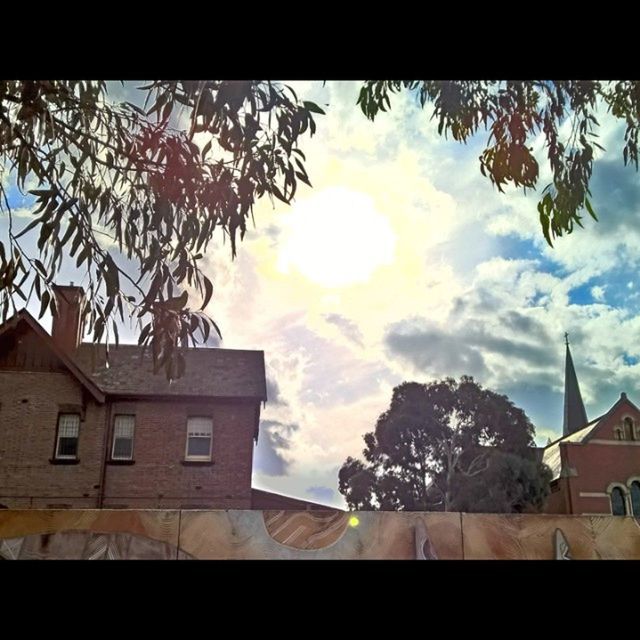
<box><xmin>55</xmin><ymin>413</ymin><xmax>80</xmax><ymax>459</ymax></box>
<box><xmin>112</xmin><ymin>415</ymin><xmax>135</xmax><ymax>460</ymax></box>
<box><xmin>186</xmin><ymin>417</ymin><xmax>213</xmax><ymax>461</ymax></box>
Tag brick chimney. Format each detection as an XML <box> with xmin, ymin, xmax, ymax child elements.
<box><xmin>52</xmin><ymin>284</ymin><xmax>86</xmax><ymax>353</ymax></box>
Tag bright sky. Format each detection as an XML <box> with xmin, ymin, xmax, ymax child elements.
<box><xmin>5</xmin><ymin>81</ymin><xmax>640</xmax><ymax>509</ymax></box>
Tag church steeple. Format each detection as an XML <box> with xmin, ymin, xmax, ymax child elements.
<box><xmin>563</xmin><ymin>333</ymin><xmax>588</xmax><ymax>436</ymax></box>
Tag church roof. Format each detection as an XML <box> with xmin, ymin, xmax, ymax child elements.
<box><xmin>543</xmin><ymin>417</ymin><xmax>602</xmax><ymax>481</ymax></box>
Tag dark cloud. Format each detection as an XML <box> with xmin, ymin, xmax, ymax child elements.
<box><xmin>451</xmin><ymin>288</ymin><xmax>510</xmax><ymax>319</ymax></box>
<box><xmin>253</xmin><ymin>420</ymin><xmax>298</xmax><ymax>477</ymax></box>
<box><xmin>384</xmin><ymin>314</ymin><xmax>557</xmax><ymax>381</ymax></box>
<box><xmin>384</xmin><ymin>321</ymin><xmax>488</xmax><ymax>379</ymax></box>
<box><xmin>306</xmin><ymin>486</ymin><xmax>335</xmax><ymax>503</ymax></box>
<box><xmin>464</xmin><ymin>326</ymin><xmax>556</xmax><ymax>368</ymax></box>
<box><xmin>501</xmin><ymin>311</ymin><xmax>551</xmax><ymax>341</ymax></box>
<box><xmin>323</xmin><ymin>313</ymin><xmax>364</xmax><ymax>346</ymax></box>
<box><xmin>589</xmin><ymin>158</ymin><xmax>640</xmax><ymax>239</ymax></box>
<box><xmin>582</xmin><ymin>364</ymin><xmax>640</xmax><ymax>416</ymax></box>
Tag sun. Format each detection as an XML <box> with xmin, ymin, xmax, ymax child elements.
<box><xmin>277</xmin><ymin>187</ymin><xmax>396</xmax><ymax>288</ymax></box>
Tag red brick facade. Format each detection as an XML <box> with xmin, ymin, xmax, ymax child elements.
<box><xmin>0</xmin><ymin>306</ymin><xmax>263</xmax><ymax>510</ymax></box>
<box><xmin>543</xmin><ymin>394</ymin><xmax>640</xmax><ymax>516</ymax></box>
<box><xmin>0</xmin><ymin>367</ymin><xmax>260</xmax><ymax>510</ymax></box>
<box><xmin>0</xmin><ymin>369</ymin><xmax>106</xmax><ymax>509</ymax></box>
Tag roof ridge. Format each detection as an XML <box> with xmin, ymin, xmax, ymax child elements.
<box><xmin>543</xmin><ymin>414</ymin><xmax>604</xmax><ymax>449</ymax></box>
<box><xmin>78</xmin><ymin>342</ymin><xmax>264</xmax><ymax>354</ymax></box>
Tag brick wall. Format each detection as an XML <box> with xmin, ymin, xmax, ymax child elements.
<box><xmin>0</xmin><ymin>372</ymin><xmax>258</xmax><ymax>510</ymax></box>
<box><xmin>0</xmin><ymin>370</ymin><xmax>105</xmax><ymax>508</ymax></box>
<box><xmin>549</xmin><ymin>399</ymin><xmax>640</xmax><ymax>515</ymax></box>
<box><xmin>102</xmin><ymin>399</ymin><xmax>256</xmax><ymax>509</ymax></box>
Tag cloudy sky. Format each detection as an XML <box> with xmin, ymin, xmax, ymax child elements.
<box><xmin>5</xmin><ymin>81</ymin><xmax>640</xmax><ymax>508</ymax></box>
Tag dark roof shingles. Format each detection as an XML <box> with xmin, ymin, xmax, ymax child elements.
<box><xmin>75</xmin><ymin>344</ymin><xmax>266</xmax><ymax>400</ymax></box>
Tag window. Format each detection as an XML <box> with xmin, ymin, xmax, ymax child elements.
<box><xmin>112</xmin><ymin>415</ymin><xmax>135</xmax><ymax>460</ymax></box>
<box><xmin>55</xmin><ymin>413</ymin><xmax>80</xmax><ymax>459</ymax></box>
<box><xmin>611</xmin><ymin>487</ymin><xmax>627</xmax><ymax>516</ymax></box>
<box><xmin>614</xmin><ymin>427</ymin><xmax>623</xmax><ymax>440</ymax></box>
<box><xmin>631</xmin><ymin>481</ymin><xmax>640</xmax><ymax>517</ymax></box>
<box><xmin>185</xmin><ymin>417</ymin><xmax>212</xmax><ymax>461</ymax></box>
<box><xmin>624</xmin><ymin>418</ymin><xmax>635</xmax><ymax>441</ymax></box>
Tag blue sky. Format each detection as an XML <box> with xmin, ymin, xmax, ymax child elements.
<box><xmin>4</xmin><ymin>81</ymin><xmax>640</xmax><ymax>508</ymax></box>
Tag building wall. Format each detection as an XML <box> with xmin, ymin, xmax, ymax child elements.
<box><xmin>0</xmin><ymin>370</ymin><xmax>105</xmax><ymax>509</ymax></box>
<box><xmin>0</xmin><ymin>371</ymin><xmax>258</xmax><ymax>510</ymax></box>
<box><xmin>102</xmin><ymin>399</ymin><xmax>257</xmax><ymax>509</ymax></box>
<box><xmin>551</xmin><ymin>399</ymin><xmax>640</xmax><ymax>515</ymax></box>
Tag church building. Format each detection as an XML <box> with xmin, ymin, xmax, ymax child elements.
<box><xmin>542</xmin><ymin>337</ymin><xmax>640</xmax><ymax>517</ymax></box>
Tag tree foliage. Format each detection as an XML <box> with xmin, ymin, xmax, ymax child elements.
<box><xmin>339</xmin><ymin>377</ymin><xmax>551</xmax><ymax>513</ymax></box>
<box><xmin>357</xmin><ymin>80</ymin><xmax>640</xmax><ymax>245</ymax></box>
<box><xmin>0</xmin><ymin>80</ymin><xmax>323</xmax><ymax>378</ymax></box>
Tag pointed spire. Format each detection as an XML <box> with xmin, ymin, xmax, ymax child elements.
<box><xmin>563</xmin><ymin>334</ymin><xmax>588</xmax><ymax>436</ymax></box>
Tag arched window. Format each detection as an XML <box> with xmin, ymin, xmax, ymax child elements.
<box><xmin>614</xmin><ymin>427</ymin><xmax>623</xmax><ymax>441</ymax></box>
<box><xmin>611</xmin><ymin>487</ymin><xmax>627</xmax><ymax>516</ymax></box>
<box><xmin>631</xmin><ymin>481</ymin><xmax>640</xmax><ymax>517</ymax></box>
<box><xmin>624</xmin><ymin>418</ymin><xmax>635</xmax><ymax>441</ymax></box>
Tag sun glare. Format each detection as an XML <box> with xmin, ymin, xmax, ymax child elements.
<box><xmin>277</xmin><ymin>187</ymin><xmax>396</xmax><ymax>288</ymax></box>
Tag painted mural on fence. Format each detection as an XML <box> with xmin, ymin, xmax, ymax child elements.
<box><xmin>1</xmin><ymin>509</ymin><xmax>640</xmax><ymax>559</ymax></box>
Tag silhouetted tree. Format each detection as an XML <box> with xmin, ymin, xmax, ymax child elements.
<box><xmin>339</xmin><ymin>377</ymin><xmax>551</xmax><ymax>512</ymax></box>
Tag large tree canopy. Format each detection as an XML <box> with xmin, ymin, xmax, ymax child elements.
<box><xmin>0</xmin><ymin>80</ymin><xmax>323</xmax><ymax>378</ymax></box>
<box><xmin>339</xmin><ymin>377</ymin><xmax>552</xmax><ymax>513</ymax></box>
<box><xmin>358</xmin><ymin>80</ymin><xmax>640</xmax><ymax>246</ymax></box>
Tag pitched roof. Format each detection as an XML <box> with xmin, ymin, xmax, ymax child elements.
<box><xmin>0</xmin><ymin>310</ymin><xmax>105</xmax><ymax>402</ymax></box>
<box><xmin>75</xmin><ymin>343</ymin><xmax>266</xmax><ymax>400</ymax></box>
<box><xmin>1</xmin><ymin>309</ymin><xmax>266</xmax><ymax>402</ymax></box>
<box><xmin>543</xmin><ymin>416</ymin><xmax>603</xmax><ymax>481</ymax></box>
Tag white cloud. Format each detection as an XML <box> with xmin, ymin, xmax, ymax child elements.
<box><xmin>591</xmin><ymin>285</ymin><xmax>606</xmax><ymax>301</ymax></box>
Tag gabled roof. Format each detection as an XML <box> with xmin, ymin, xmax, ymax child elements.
<box><xmin>0</xmin><ymin>310</ymin><xmax>105</xmax><ymax>403</ymax></box>
<box><xmin>543</xmin><ymin>418</ymin><xmax>601</xmax><ymax>481</ymax></box>
<box><xmin>75</xmin><ymin>343</ymin><xmax>267</xmax><ymax>400</ymax></box>
<box><xmin>0</xmin><ymin>309</ymin><xmax>267</xmax><ymax>402</ymax></box>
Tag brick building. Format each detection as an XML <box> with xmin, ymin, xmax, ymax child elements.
<box><xmin>0</xmin><ymin>285</ymin><xmax>325</xmax><ymax>511</ymax></box>
<box><xmin>541</xmin><ymin>338</ymin><xmax>640</xmax><ymax>517</ymax></box>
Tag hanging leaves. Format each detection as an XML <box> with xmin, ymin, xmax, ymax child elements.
<box><xmin>0</xmin><ymin>80</ymin><xmax>322</xmax><ymax>379</ymax></box>
<box><xmin>357</xmin><ymin>80</ymin><xmax>640</xmax><ymax>245</ymax></box>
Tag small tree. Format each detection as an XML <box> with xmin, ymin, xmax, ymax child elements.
<box><xmin>339</xmin><ymin>377</ymin><xmax>551</xmax><ymax>512</ymax></box>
